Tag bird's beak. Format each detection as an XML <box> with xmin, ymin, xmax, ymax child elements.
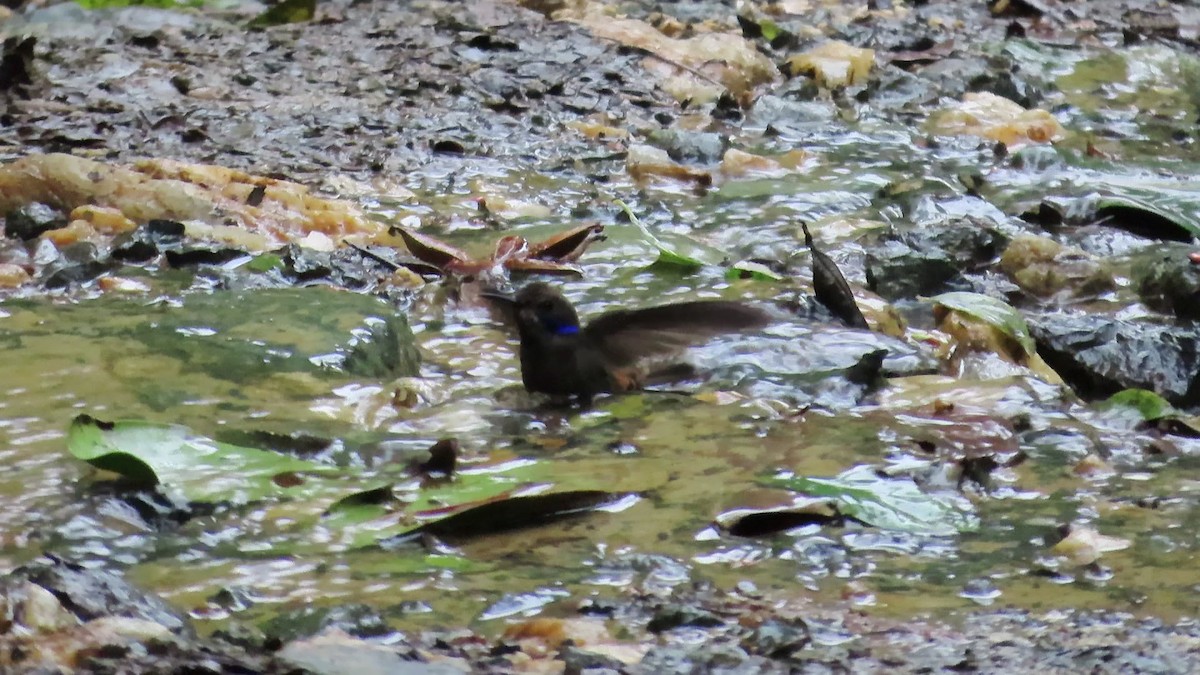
<box><xmin>479</xmin><ymin>288</ymin><xmax>516</xmax><ymax>307</ymax></box>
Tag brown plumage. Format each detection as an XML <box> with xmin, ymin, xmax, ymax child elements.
<box><xmin>491</xmin><ymin>282</ymin><xmax>770</xmax><ymax>400</ymax></box>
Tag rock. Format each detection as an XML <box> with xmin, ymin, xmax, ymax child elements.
<box><xmin>743</xmin><ymin>618</ymin><xmax>810</xmax><ymax>658</ymax></box>
<box><xmin>1130</xmin><ymin>243</ymin><xmax>1200</xmax><ymax>320</ymax></box>
<box><xmin>40</xmin><ymin>241</ymin><xmax>116</xmax><ymax>288</ymax></box>
<box><xmin>559</xmin><ymin>644</ymin><xmax>625</xmax><ymax>674</ymax></box>
<box><xmin>277</xmin><ymin>630</ymin><xmax>464</xmax><ymax>675</ymax></box>
<box><xmin>261</xmin><ymin>604</ymin><xmax>396</xmax><ymax>644</ymax></box>
<box><xmin>645</xmin><ymin>128</ymin><xmax>728</xmax><ymax>164</ymax></box>
<box><xmin>8</xmin><ymin>556</ymin><xmax>190</xmax><ymax>635</ymax></box>
<box><xmin>1028</xmin><ymin>313</ymin><xmax>1200</xmax><ymax>406</ymax></box>
<box><xmin>4</xmin><ymin>202</ymin><xmax>67</xmax><ymax>240</ymax></box>
<box><xmin>999</xmin><ymin>234</ymin><xmax>1114</xmax><ymax>299</ymax></box>
<box><xmin>865</xmin><ymin>218</ymin><xmax>1007</xmax><ymax>300</ymax></box>
<box><xmin>646</xmin><ymin>604</ymin><xmax>724</xmax><ymax>633</ymax></box>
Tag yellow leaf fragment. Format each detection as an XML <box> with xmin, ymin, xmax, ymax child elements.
<box><xmin>929</xmin><ymin>92</ymin><xmax>1064</xmax><ymax>147</ymax></box>
<box><xmin>787</xmin><ymin>41</ymin><xmax>875</xmax><ymax>88</ymax></box>
<box><xmin>626</xmin><ymin>143</ymin><xmax>711</xmax><ymax>185</ymax></box>
<box><xmin>720</xmin><ymin>148</ymin><xmax>809</xmax><ymax>178</ymax></box>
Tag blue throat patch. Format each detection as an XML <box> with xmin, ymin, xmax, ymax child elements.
<box><xmin>553</xmin><ymin>324</ymin><xmax>580</xmax><ymax>336</ymax></box>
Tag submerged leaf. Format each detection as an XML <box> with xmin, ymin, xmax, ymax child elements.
<box><xmin>381</xmin><ymin>490</ymin><xmax>631</xmax><ymax>544</ymax></box>
<box><xmin>716</xmin><ymin>502</ymin><xmax>842</xmax><ymax>537</ymax></box>
<box><xmin>67</xmin><ymin>415</ymin><xmax>336</xmax><ymax>503</ymax></box>
<box><xmin>766</xmin><ymin>464</ymin><xmax>978</xmax><ymax>535</ymax></box>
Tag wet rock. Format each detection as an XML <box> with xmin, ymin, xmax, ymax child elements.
<box><xmin>282</xmin><ymin>245</ymin><xmax>378</xmax><ymax>289</ymax></box>
<box><xmin>1130</xmin><ymin>243</ymin><xmax>1200</xmax><ymax>320</ymax></box>
<box><xmin>645</xmin><ymin>128</ymin><xmax>728</xmax><ymax>164</ymax></box>
<box><xmin>1028</xmin><ymin>313</ymin><xmax>1200</xmax><ymax>406</ymax></box>
<box><xmin>164</xmin><ymin>245</ymin><xmax>248</xmax><ymax>268</ymax></box>
<box><xmin>111</xmin><ymin>219</ymin><xmax>187</xmax><ymax>262</ymax></box>
<box><xmin>8</xmin><ymin>556</ymin><xmax>190</xmax><ymax>635</ymax></box>
<box><xmin>647</xmin><ymin>604</ymin><xmax>724</xmax><ymax>633</ymax></box>
<box><xmin>967</xmin><ymin>63</ymin><xmax>1041</xmax><ymax>108</ymax></box>
<box><xmin>559</xmin><ymin>643</ymin><xmax>625</xmax><ymax>674</ymax></box>
<box><xmin>261</xmin><ymin>603</ymin><xmax>393</xmax><ymax>643</ymax></box>
<box><xmin>634</xmin><ymin>642</ymin><xmax>771</xmax><ymax>675</ymax></box>
<box><xmin>999</xmin><ymin>234</ymin><xmax>1114</xmax><ymax>299</ymax></box>
<box><xmin>282</xmin><ymin>243</ymin><xmax>334</xmax><ymax>281</ymax></box>
<box><xmin>913</xmin><ymin>57</ymin><xmax>993</xmax><ymax>101</ymax></box>
<box><xmin>865</xmin><ymin>218</ymin><xmax>1007</xmax><ymax>300</ymax></box>
<box><xmin>4</xmin><ymin>202</ymin><xmax>66</xmax><ymax>240</ymax></box>
<box><xmin>277</xmin><ymin>630</ymin><xmax>455</xmax><ymax>675</ymax></box>
<box><xmin>746</xmin><ymin>94</ymin><xmax>837</xmax><ymax>136</ymax></box>
<box><xmin>40</xmin><ymin>241</ymin><xmax>115</xmax><ymax>287</ymax></box>
<box><xmin>744</xmin><ymin>618</ymin><xmax>810</xmax><ymax>658</ymax></box>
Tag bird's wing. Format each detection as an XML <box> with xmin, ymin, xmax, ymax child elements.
<box><xmin>584</xmin><ymin>301</ymin><xmax>770</xmax><ymax>367</ymax></box>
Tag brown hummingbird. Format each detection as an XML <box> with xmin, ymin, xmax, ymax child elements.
<box><xmin>486</xmin><ymin>282</ymin><xmax>770</xmax><ymax>400</ymax></box>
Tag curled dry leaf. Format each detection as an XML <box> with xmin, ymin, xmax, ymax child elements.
<box><xmin>391</xmin><ymin>223</ymin><xmax>605</xmax><ymax>277</ymax></box>
<box><xmin>803</xmin><ymin>222</ymin><xmax>869</xmax><ymax>329</ymax></box>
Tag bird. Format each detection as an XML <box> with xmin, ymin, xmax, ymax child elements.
<box><xmin>485</xmin><ymin>282</ymin><xmax>770</xmax><ymax>400</ymax></box>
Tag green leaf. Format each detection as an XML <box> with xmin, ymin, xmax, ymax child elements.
<box><xmin>248</xmin><ymin>0</ymin><xmax>316</xmax><ymax>28</ymax></box>
<box><xmin>1094</xmin><ymin>192</ymin><xmax>1200</xmax><ymax>240</ymax></box>
<box><xmin>758</xmin><ymin>18</ymin><xmax>780</xmax><ymax>42</ymax></box>
<box><xmin>765</xmin><ymin>465</ymin><xmax>978</xmax><ymax>536</ymax></box>
<box><xmin>245</xmin><ymin>253</ymin><xmax>284</xmax><ymax>273</ymax></box>
<box><xmin>615</xmin><ymin>200</ymin><xmax>726</xmax><ymax>268</ymax></box>
<box><xmin>1098</xmin><ymin>389</ymin><xmax>1177</xmax><ymax>422</ymax></box>
<box><xmin>726</xmin><ymin>260</ymin><xmax>785</xmax><ymax>281</ymax></box>
<box><xmin>932</xmin><ymin>292</ymin><xmax>1036</xmax><ymax>357</ymax></box>
<box><xmin>67</xmin><ymin>415</ymin><xmax>337</xmax><ymax>503</ymax></box>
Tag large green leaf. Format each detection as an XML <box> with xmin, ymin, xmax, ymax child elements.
<box><xmin>67</xmin><ymin>415</ymin><xmax>338</xmax><ymax>503</ymax></box>
<box><xmin>1094</xmin><ymin>189</ymin><xmax>1200</xmax><ymax>240</ymax></box>
<box><xmin>766</xmin><ymin>465</ymin><xmax>978</xmax><ymax>536</ymax></box>
<box><xmin>932</xmin><ymin>292</ymin><xmax>1036</xmax><ymax>357</ymax></box>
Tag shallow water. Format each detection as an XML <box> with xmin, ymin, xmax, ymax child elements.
<box><xmin>2</xmin><ymin>20</ymin><xmax>1200</xmax><ymax>637</ymax></box>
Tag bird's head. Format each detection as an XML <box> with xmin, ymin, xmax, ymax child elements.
<box><xmin>513</xmin><ymin>282</ymin><xmax>581</xmax><ymax>338</ymax></box>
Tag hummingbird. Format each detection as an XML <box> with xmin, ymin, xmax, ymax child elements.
<box><xmin>486</xmin><ymin>282</ymin><xmax>770</xmax><ymax>400</ymax></box>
